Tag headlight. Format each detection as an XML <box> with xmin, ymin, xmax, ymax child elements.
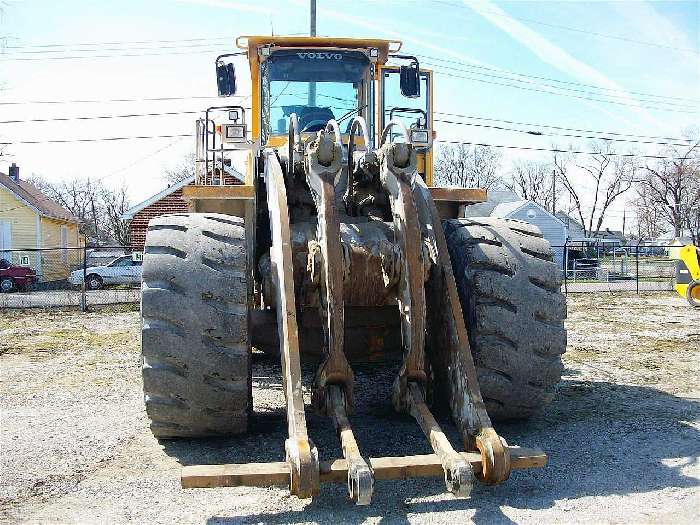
<box><xmin>223</xmin><ymin>124</ymin><xmax>246</xmax><ymax>142</ymax></box>
<box><xmin>410</xmin><ymin>129</ymin><xmax>430</xmax><ymax>146</ymax></box>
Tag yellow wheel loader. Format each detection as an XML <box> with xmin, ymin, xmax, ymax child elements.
<box><xmin>671</xmin><ymin>244</ymin><xmax>700</xmax><ymax>307</ymax></box>
<box><xmin>140</xmin><ymin>36</ymin><xmax>566</xmax><ymax>504</ymax></box>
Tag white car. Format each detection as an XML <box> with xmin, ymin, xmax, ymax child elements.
<box><xmin>69</xmin><ymin>255</ymin><xmax>142</xmax><ymax>290</ymax></box>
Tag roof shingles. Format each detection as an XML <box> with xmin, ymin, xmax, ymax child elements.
<box><xmin>0</xmin><ymin>173</ymin><xmax>79</xmax><ymax>222</ymax></box>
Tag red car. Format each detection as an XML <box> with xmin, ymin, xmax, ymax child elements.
<box><xmin>0</xmin><ymin>259</ymin><xmax>37</xmax><ymax>293</ymax></box>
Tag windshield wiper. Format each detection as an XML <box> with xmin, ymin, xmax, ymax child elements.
<box><xmin>336</xmin><ymin>104</ymin><xmax>367</xmax><ymax>125</ymax></box>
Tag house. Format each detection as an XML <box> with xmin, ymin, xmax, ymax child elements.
<box><xmin>486</xmin><ymin>200</ymin><xmax>567</xmax><ymax>268</ymax></box>
<box><xmin>121</xmin><ymin>176</ymin><xmax>195</xmax><ymax>251</ymax></box>
<box><xmin>121</xmin><ymin>166</ymin><xmax>244</xmax><ymax>251</ymax></box>
<box><xmin>593</xmin><ymin>228</ymin><xmax>626</xmax><ymax>246</ymax></box>
<box><xmin>0</xmin><ymin>163</ymin><xmax>81</xmax><ymax>281</ymax></box>
<box><xmin>555</xmin><ymin>212</ymin><xmax>587</xmax><ymax>242</ymax></box>
<box><xmin>464</xmin><ymin>189</ymin><xmax>520</xmax><ymax>216</ymax></box>
<box><xmin>464</xmin><ymin>191</ymin><xmax>567</xmax><ymax>267</ymax></box>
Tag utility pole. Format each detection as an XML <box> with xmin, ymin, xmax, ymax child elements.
<box><xmin>551</xmin><ymin>169</ymin><xmax>556</xmax><ymax>215</ymax></box>
<box><xmin>310</xmin><ymin>0</ymin><xmax>316</xmax><ymax>36</ymax></box>
<box><xmin>308</xmin><ymin>0</ymin><xmax>317</xmax><ymax>107</ymax></box>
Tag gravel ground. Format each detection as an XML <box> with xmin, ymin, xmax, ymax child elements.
<box><xmin>1</xmin><ymin>293</ymin><xmax>698</xmax><ymax>524</ymax></box>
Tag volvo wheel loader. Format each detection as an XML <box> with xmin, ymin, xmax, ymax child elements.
<box><xmin>140</xmin><ymin>36</ymin><xmax>567</xmax><ymax>504</ymax></box>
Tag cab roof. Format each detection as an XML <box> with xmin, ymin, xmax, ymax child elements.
<box><xmin>237</xmin><ymin>35</ymin><xmax>402</xmax><ymax>68</ymax></box>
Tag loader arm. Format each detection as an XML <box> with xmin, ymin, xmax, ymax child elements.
<box><xmin>182</xmin><ymin>124</ymin><xmax>539</xmax><ymax>502</ymax></box>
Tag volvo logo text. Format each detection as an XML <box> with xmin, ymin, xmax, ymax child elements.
<box><xmin>296</xmin><ymin>52</ymin><xmax>343</xmax><ymax>60</ymax></box>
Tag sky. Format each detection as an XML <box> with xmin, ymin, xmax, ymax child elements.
<box><xmin>0</xmin><ymin>0</ymin><xmax>698</xmax><ymax>231</ymax></box>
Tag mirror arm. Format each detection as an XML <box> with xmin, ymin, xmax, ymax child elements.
<box><xmin>215</xmin><ymin>51</ymin><xmax>247</xmax><ymax>63</ymax></box>
<box><xmin>389</xmin><ymin>54</ymin><xmax>419</xmax><ymax>66</ymax></box>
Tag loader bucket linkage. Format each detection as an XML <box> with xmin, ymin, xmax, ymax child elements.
<box><xmin>180</xmin><ymin>122</ymin><xmax>545</xmax><ymax>504</ymax></box>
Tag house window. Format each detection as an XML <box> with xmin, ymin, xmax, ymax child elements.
<box><xmin>0</xmin><ymin>220</ymin><xmax>11</xmax><ymax>262</ymax></box>
<box><xmin>60</xmin><ymin>225</ymin><xmax>68</xmax><ymax>262</ymax></box>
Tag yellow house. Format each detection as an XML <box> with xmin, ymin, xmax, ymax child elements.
<box><xmin>0</xmin><ymin>164</ymin><xmax>81</xmax><ymax>282</ymax></box>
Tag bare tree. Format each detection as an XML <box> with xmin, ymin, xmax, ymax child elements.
<box><xmin>553</xmin><ymin>140</ymin><xmax>636</xmax><ymax>237</ymax></box>
<box><xmin>633</xmin><ymin>184</ymin><xmax>668</xmax><ymax>240</ymax></box>
<box><xmin>163</xmin><ymin>152</ymin><xmax>196</xmax><ymax>185</ymax></box>
<box><xmin>434</xmin><ymin>143</ymin><xmax>502</xmax><ymax>189</ymax></box>
<box><xmin>29</xmin><ymin>176</ymin><xmax>103</xmax><ymax>240</ymax></box>
<box><xmin>505</xmin><ymin>160</ymin><xmax>560</xmax><ymax>212</ymax></box>
<box><xmin>28</xmin><ymin>175</ymin><xmax>132</xmax><ymax>245</ymax></box>
<box><xmin>101</xmin><ymin>185</ymin><xmax>132</xmax><ymax>246</ymax></box>
<box><xmin>633</xmin><ymin>138</ymin><xmax>700</xmax><ymax>243</ymax></box>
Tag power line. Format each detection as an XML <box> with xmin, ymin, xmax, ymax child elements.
<box><xmin>0</xmin><ymin>110</ymin><xmax>202</xmax><ymax>124</ymax></box>
<box><xmin>432</xmin><ymin>69</ymin><xmax>697</xmax><ymax>114</ymax></box>
<box><xmin>2</xmin><ymin>106</ymin><xmax>691</xmax><ymax>150</ymax></box>
<box><xmin>434</xmin><ymin>139</ymin><xmax>694</xmax><ymax>160</ymax></box>
<box><xmin>433</xmin><ymin>117</ymin><xmax>693</xmax><ymax>148</ymax></box>
<box><xmin>416</xmin><ymin>52</ymin><xmax>698</xmax><ymax>104</ymax></box>
<box><xmin>0</xmin><ymin>95</ymin><xmax>235</xmax><ymax>106</ymax></box>
<box><xmin>1</xmin><ymin>48</ymin><xmax>227</xmax><ymax>61</ymax></box>
<box><xmin>428</xmin><ymin>61</ymin><xmax>695</xmax><ymax>110</ymax></box>
<box><xmin>3</xmin><ymin>36</ymin><xmax>233</xmax><ymax>50</ymax></box>
<box><xmin>1</xmin><ymin>32</ymin><xmax>305</xmax><ymax>50</ymax></box>
<box><xmin>2</xmin><ymin>132</ymin><xmax>691</xmax><ymax>160</ymax></box>
<box><xmin>5</xmin><ymin>33</ymin><xmax>694</xmax><ymax>112</ymax></box>
<box><xmin>0</xmin><ymin>134</ymin><xmax>193</xmax><ymax>145</ymax></box>
<box><xmin>3</xmin><ymin>42</ymin><xmax>230</xmax><ymax>55</ymax></box>
<box><xmin>433</xmin><ymin>111</ymin><xmax>693</xmax><ymax>143</ymax></box>
<box><xmin>96</xmin><ymin>139</ymin><xmax>188</xmax><ymax>181</ymax></box>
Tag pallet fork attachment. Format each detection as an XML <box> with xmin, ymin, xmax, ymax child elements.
<box><xmin>181</xmin><ymin>125</ymin><xmax>545</xmax><ymax>503</ymax></box>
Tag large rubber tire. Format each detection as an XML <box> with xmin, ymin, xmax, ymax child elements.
<box><xmin>141</xmin><ymin>213</ymin><xmax>251</xmax><ymax>438</ymax></box>
<box><xmin>687</xmin><ymin>280</ymin><xmax>700</xmax><ymax>308</ymax></box>
<box><xmin>444</xmin><ymin>217</ymin><xmax>567</xmax><ymax>420</ymax></box>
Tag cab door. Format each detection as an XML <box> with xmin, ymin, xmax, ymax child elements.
<box><xmin>378</xmin><ymin>66</ymin><xmax>433</xmax><ymax>185</ymax></box>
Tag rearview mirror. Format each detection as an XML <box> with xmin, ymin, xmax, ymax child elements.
<box><xmin>400</xmin><ymin>62</ymin><xmax>420</xmax><ymax>98</ymax></box>
<box><xmin>216</xmin><ymin>61</ymin><xmax>237</xmax><ymax>97</ymax></box>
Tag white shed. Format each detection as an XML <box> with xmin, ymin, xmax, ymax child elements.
<box><xmin>489</xmin><ymin>200</ymin><xmax>568</xmax><ymax>268</ymax></box>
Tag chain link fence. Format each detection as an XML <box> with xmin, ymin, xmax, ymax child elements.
<box><xmin>1</xmin><ymin>241</ymin><xmax>686</xmax><ymax>309</ymax></box>
<box><xmin>558</xmin><ymin>243</ymin><xmax>679</xmax><ymax>294</ymax></box>
<box><xmin>1</xmin><ymin>244</ymin><xmax>141</xmax><ymax>309</ymax></box>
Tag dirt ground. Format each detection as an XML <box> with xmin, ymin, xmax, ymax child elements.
<box><xmin>1</xmin><ymin>293</ymin><xmax>698</xmax><ymax>524</ymax></box>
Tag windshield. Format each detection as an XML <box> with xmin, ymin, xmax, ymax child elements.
<box><xmin>263</xmin><ymin>49</ymin><xmax>370</xmax><ymax>136</ymax></box>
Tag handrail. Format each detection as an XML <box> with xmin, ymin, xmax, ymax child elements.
<box><xmin>324</xmin><ymin>119</ymin><xmax>343</xmax><ymax>150</ymax></box>
<box><xmin>287</xmin><ymin>113</ymin><xmax>300</xmax><ymax>183</ymax></box>
<box><xmin>346</xmin><ymin>116</ymin><xmax>371</xmax><ymax>216</ymax></box>
<box><xmin>380</xmin><ymin>119</ymin><xmax>410</xmax><ymax>146</ymax></box>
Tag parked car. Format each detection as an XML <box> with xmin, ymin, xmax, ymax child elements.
<box><xmin>69</xmin><ymin>255</ymin><xmax>142</xmax><ymax>290</ymax></box>
<box><xmin>0</xmin><ymin>259</ymin><xmax>37</xmax><ymax>293</ymax></box>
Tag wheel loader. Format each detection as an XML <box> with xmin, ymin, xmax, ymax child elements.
<box><xmin>671</xmin><ymin>244</ymin><xmax>700</xmax><ymax>307</ymax></box>
<box><xmin>140</xmin><ymin>36</ymin><xmax>567</xmax><ymax>504</ymax></box>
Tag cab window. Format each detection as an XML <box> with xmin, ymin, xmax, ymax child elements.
<box><xmin>382</xmin><ymin>69</ymin><xmax>430</xmax><ymax>136</ymax></box>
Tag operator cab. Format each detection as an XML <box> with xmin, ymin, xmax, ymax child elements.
<box><xmin>205</xmin><ymin>36</ymin><xmax>434</xmax><ymax>184</ymax></box>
